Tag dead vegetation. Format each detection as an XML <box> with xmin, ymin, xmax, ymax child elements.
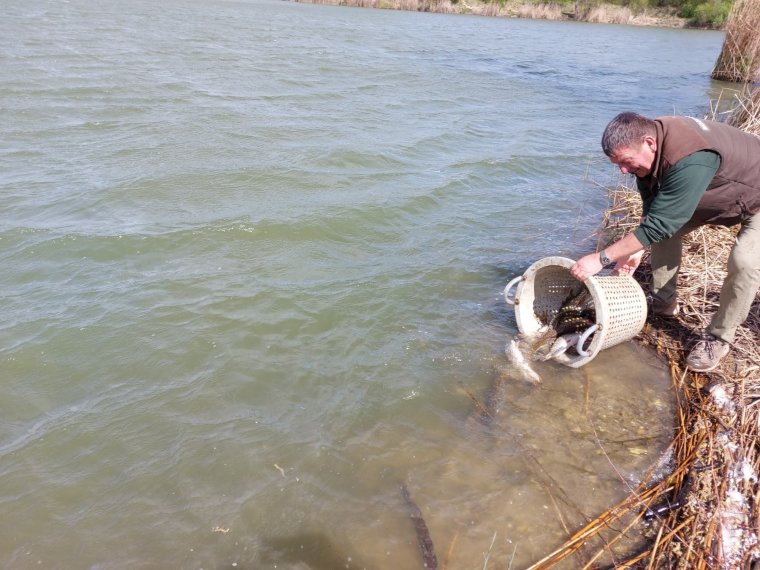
<box><xmin>514</xmin><ymin>3</ymin><xmax>565</xmax><ymax>21</ymax></box>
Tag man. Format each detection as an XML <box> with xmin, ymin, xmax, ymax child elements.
<box><xmin>570</xmin><ymin>112</ymin><xmax>760</xmax><ymax>372</ymax></box>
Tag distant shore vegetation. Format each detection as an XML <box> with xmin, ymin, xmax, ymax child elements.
<box><xmin>294</xmin><ymin>0</ymin><xmax>732</xmax><ymax>28</ymax></box>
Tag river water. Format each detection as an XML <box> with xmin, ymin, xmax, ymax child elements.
<box><xmin>1</xmin><ymin>1</ymin><xmax>726</xmax><ymax>568</ymax></box>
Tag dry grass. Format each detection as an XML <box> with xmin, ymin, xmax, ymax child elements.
<box><xmin>580</xmin><ymin>4</ymin><xmax>633</xmax><ymax>25</ymax></box>
<box><xmin>725</xmin><ymin>86</ymin><xmax>760</xmax><ymax>133</ymax></box>
<box><xmin>514</xmin><ymin>3</ymin><xmax>565</xmax><ymax>21</ymax></box>
<box><xmin>629</xmin><ymin>8</ymin><xmax>687</xmax><ymax>28</ymax></box>
<box><xmin>711</xmin><ymin>0</ymin><xmax>760</xmax><ymax>82</ymax></box>
<box><xmin>522</xmin><ymin>87</ymin><xmax>760</xmax><ymax>569</ymax></box>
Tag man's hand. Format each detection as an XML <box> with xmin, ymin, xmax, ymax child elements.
<box><xmin>570</xmin><ymin>253</ymin><xmax>603</xmax><ymax>282</ymax></box>
<box><xmin>570</xmin><ymin>233</ymin><xmax>647</xmax><ymax>282</ymax></box>
<box><xmin>613</xmin><ymin>250</ymin><xmax>644</xmax><ymax>276</ymax></box>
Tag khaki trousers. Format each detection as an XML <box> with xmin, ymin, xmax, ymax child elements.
<box><xmin>650</xmin><ymin>211</ymin><xmax>760</xmax><ymax>343</ymax></box>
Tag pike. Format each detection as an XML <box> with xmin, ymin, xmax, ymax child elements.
<box><xmin>400</xmin><ymin>483</ymin><xmax>438</xmax><ymax>569</ymax></box>
<box><xmin>541</xmin><ymin>332</ymin><xmax>582</xmax><ymax>361</ymax></box>
<box><xmin>504</xmin><ymin>338</ymin><xmax>542</xmax><ymax>384</ymax></box>
<box><xmin>549</xmin><ymin>287</ymin><xmax>596</xmax><ymax>338</ymax></box>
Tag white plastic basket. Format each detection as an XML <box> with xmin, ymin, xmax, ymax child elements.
<box><xmin>503</xmin><ymin>256</ymin><xmax>647</xmax><ymax>367</ymax></box>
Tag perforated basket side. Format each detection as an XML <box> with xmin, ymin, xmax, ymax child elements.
<box><xmin>595</xmin><ymin>276</ymin><xmax>648</xmax><ymax>350</ymax></box>
<box><xmin>514</xmin><ymin>257</ymin><xmax>580</xmax><ymax>336</ymax></box>
<box><xmin>533</xmin><ymin>268</ymin><xmax>582</xmax><ymax>324</ymax></box>
<box><xmin>557</xmin><ymin>273</ymin><xmax>647</xmax><ymax>367</ymax></box>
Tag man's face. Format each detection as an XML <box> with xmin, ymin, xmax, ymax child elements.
<box><xmin>609</xmin><ymin>138</ymin><xmax>657</xmax><ymax>177</ymax></box>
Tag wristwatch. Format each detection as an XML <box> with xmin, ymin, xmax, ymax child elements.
<box><xmin>599</xmin><ymin>249</ymin><xmax>612</xmax><ymax>266</ymax></box>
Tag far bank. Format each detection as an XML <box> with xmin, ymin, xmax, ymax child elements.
<box><xmin>290</xmin><ymin>0</ymin><xmax>718</xmax><ymax>29</ymax></box>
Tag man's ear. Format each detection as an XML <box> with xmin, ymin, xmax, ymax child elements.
<box><xmin>643</xmin><ymin>135</ymin><xmax>657</xmax><ymax>153</ymax></box>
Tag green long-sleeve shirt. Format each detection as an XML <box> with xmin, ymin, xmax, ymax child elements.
<box><xmin>633</xmin><ymin>150</ymin><xmax>721</xmax><ymax>248</ymax></box>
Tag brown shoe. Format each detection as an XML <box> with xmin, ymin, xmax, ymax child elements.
<box><xmin>686</xmin><ymin>335</ymin><xmax>729</xmax><ymax>372</ymax></box>
<box><xmin>652</xmin><ymin>299</ymin><xmax>679</xmax><ymax>317</ymax></box>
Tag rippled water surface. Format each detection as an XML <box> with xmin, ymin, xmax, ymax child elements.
<box><xmin>1</xmin><ymin>1</ymin><xmax>725</xmax><ymax>568</ymax></box>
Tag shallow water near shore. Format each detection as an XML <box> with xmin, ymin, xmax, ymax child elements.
<box><xmin>0</xmin><ymin>0</ymin><xmax>725</xmax><ymax>567</ymax></box>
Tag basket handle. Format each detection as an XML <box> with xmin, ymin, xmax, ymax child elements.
<box><xmin>503</xmin><ymin>275</ymin><xmax>523</xmax><ymax>305</ymax></box>
<box><xmin>575</xmin><ymin>323</ymin><xmax>599</xmax><ymax>357</ymax></box>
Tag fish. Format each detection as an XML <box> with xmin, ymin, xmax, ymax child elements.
<box><xmin>400</xmin><ymin>483</ymin><xmax>438</xmax><ymax>570</ymax></box>
<box><xmin>551</xmin><ymin>289</ymin><xmax>594</xmax><ymax>332</ymax></box>
<box><xmin>554</xmin><ymin>314</ymin><xmax>595</xmax><ymax>336</ymax></box>
<box><xmin>541</xmin><ymin>332</ymin><xmax>582</xmax><ymax>361</ymax></box>
<box><xmin>504</xmin><ymin>338</ymin><xmax>542</xmax><ymax>384</ymax></box>
<box><xmin>533</xmin><ymin>287</ymin><xmax>597</xmax><ymax>343</ymax></box>
<box><xmin>464</xmin><ymin>338</ymin><xmax>542</xmax><ymax>430</ymax></box>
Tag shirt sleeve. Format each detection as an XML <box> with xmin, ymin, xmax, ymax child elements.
<box><xmin>633</xmin><ymin>151</ymin><xmax>720</xmax><ymax>247</ymax></box>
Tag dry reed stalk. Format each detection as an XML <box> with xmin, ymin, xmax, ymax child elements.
<box><xmin>727</xmin><ymin>86</ymin><xmax>760</xmax><ymax>134</ymax></box>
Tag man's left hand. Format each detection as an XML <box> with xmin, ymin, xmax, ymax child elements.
<box><xmin>613</xmin><ymin>250</ymin><xmax>644</xmax><ymax>276</ymax></box>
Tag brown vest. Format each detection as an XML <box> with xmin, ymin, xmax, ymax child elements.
<box><xmin>644</xmin><ymin>116</ymin><xmax>760</xmax><ymax>226</ymax></box>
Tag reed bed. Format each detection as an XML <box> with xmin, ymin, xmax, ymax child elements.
<box><xmin>580</xmin><ymin>5</ymin><xmax>633</xmax><ymax>25</ymax></box>
<box><xmin>513</xmin><ymin>3</ymin><xmax>565</xmax><ymax>21</ymax></box>
<box><xmin>291</xmin><ymin>0</ymin><xmax>689</xmax><ymax>26</ymax></box>
<box><xmin>520</xmin><ymin>89</ymin><xmax>760</xmax><ymax>569</ymax></box>
<box><xmin>711</xmin><ymin>0</ymin><xmax>760</xmax><ymax>83</ymax></box>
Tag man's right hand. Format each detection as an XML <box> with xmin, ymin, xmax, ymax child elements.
<box><xmin>570</xmin><ymin>253</ymin><xmax>604</xmax><ymax>281</ymax></box>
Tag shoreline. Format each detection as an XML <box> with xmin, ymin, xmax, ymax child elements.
<box><xmin>291</xmin><ymin>0</ymin><xmax>716</xmax><ymax>30</ymax></box>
